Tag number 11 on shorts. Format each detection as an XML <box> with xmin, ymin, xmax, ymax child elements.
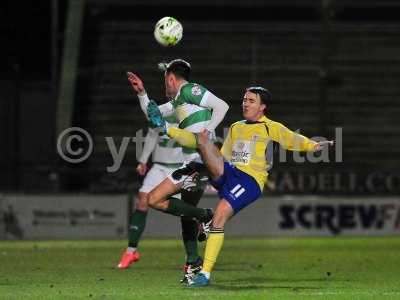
<box><xmin>230</xmin><ymin>184</ymin><xmax>246</xmax><ymax>198</ymax></box>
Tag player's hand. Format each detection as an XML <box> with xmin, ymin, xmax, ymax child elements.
<box><xmin>314</xmin><ymin>140</ymin><xmax>335</xmax><ymax>151</ymax></box>
<box><xmin>196</xmin><ymin>130</ymin><xmax>212</xmax><ymax>146</ymax></box>
<box><xmin>127</xmin><ymin>72</ymin><xmax>146</xmax><ymax>95</ymax></box>
<box><xmin>136</xmin><ymin>163</ymin><xmax>147</xmax><ymax>176</ymax></box>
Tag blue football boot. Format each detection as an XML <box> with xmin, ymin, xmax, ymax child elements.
<box><xmin>188</xmin><ymin>272</ymin><xmax>210</xmax><ymax>287</ymax></box>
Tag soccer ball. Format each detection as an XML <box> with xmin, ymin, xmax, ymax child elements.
<box><xmin>154</xmin><ymin>17</ymin><xmax>183</xmax><ymax>47</ymax></box>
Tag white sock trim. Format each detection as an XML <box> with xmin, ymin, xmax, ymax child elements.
<box><xmin>200</xmin><ymin>271</ymin><xmax>210</xmax><ymax>279</ymax></box>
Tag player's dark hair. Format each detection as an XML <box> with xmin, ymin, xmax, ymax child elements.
<box><xmin>246</xmin><ymin>86</ymin><xmax>271</xmax><ymax>114</ymax></box>
<box><xmin>246</xmin><ymin>86</ymin><xmax>272</xmax><ymax>107</ymax></box>
<box><xmin>158</xmin><ymin>59</ymin><xmax>191</xmax><ymax>80</ymax></box>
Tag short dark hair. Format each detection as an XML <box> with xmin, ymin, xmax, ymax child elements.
<box><xmin>158</xmin><ymin>59</ymin><xmax>191</xmax><ymax>80</ymax></box>
<box><xmin>246</xmin><ymin>86</ymin><xmax>272</xmax><ymax>107</ymax></box>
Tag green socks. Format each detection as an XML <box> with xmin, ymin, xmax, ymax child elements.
<box><xmin>181</xmin><ymin>216</ymin><xmax>200</xmax><ymax>263</ymax></box>
<box><xmin>165</xmin><ymin>198</ymin><xmax>208</xmax><ymax>220</ymax></box>
<box><xmin>128</xmin><ymin>209</ymin><xmax>148</xmax><ymax>248</ymax></box>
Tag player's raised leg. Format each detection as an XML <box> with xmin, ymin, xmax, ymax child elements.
<box><xmin>166</xmin><ymin>127</ymin><xmax>224</xmax><ymax>181</ymax></box>
<box><xmin>167</xmin><ymin>127</ymin><xmax>197</xmax><ymax>148</ymax></box>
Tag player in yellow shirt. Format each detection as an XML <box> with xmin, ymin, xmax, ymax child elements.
<box><xmin>151</xmin><ymin>86</ymin><xmax>333</xmax><ymax>287</ymax></box>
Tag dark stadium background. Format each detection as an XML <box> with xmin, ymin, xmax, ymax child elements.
<box><xmin>1</xmin><ymin>0</ymin><xmax>399</xmax><ymax>195</ymax></box>
<box><xmin>1</xmin><ymin>3</ymin><xmax>400</xmax><ymax>297</ymax></box>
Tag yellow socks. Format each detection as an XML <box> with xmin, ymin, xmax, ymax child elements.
<box><xmin>202</xmin><ymin>228</ymin><xmax>224</xmax><ymax>274</ymax></box>
<box><xmin>167</xmin><ymin>127</ymin><xmax>197</xmax><ymax>149</ymax></box>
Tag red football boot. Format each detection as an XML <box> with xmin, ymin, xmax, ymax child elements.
<box><xmin>117</xmin><ymin>250</ymin><xmax>140</xmax><ymax>269</ymax></box>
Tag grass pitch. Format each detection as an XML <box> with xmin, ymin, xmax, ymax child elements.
<box><xmin>0</xmin><ymin>237</ymin><xmax>399</xmax><ymax>299</ymax></box>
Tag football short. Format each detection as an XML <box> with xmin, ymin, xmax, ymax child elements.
<box><xmin>140</xmin><ymin>163</ymin><xmax>181</xmax><ymax>199</ymax></box>
<box><xmin>210</xmin><ymin>162</ymin><xmax>261</xmax><ymax>214</ymax></box>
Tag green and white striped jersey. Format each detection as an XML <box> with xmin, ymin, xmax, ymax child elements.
<box><xmin>171</xmin><ymin>82</ymin><xmax>212</xmax><ymax>133</ymax></box>
<box><xmin>138</xmin><ymin>82</ymin><xmax>228</xmax><ymax>157</ymax></box>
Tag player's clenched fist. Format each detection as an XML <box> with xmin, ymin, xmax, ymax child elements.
<box><xmin>127</xmin><ymin>72</ymin><xmax>145</xmax><ymax>95</ymax></box>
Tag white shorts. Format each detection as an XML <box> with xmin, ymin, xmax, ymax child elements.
<box><xmin>139</xmin><ymin>163</ymin><xmax>181</xmax><ymax>199</ymax></box>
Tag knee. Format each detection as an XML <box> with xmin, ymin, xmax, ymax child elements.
<box><xmin>136</xmin><ymin>200</ymin><xmax>149</xmax><ymax>212</ymax></box>
<box><xmin>135</xmin><ymin>193</ymin><xmax>149</xmax><ymax>212</ymax></box>
<box><xmin>212</xmin><ymin>212</ymin><xmax>227</xmax><ymax>229</ymax></box>
<box><xmin>147</xmin><ymin>191</ymin><xmax>165</xmax><ymax>210</ymax></box>
<box><xmin>212</xmin><ymin>201</ymin><xmax>233</xmax><ymax>229</ymax></box>
<box><xmin>214</xmin><ymin>162</ymin><xmax>224</xmax><ymax>179</ymax></box>
<box><xmin>207</xmin><ymin>157</ymin><xmax>224</xmax><ymax>181</ymax></box>
<box><xmin>147</xmin><ymin>192</ymin><xmax>157</xmax><ymax>207</ymax></box>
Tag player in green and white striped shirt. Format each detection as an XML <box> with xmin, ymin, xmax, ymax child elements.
<box><xmin>127</xmin><ymin>59</ymin><xmax>229</xmax><ymax>244</ymax></box>
<box><xmin>118</xmin><ymin>114</ymin><xmax>206</xmax><ymax>282</ymax></box>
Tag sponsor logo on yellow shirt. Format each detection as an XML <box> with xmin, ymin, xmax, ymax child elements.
<box><xmin>232</xmin><ymin>140</ymin><xmax>252</xmax><ymax>165</ymax></box>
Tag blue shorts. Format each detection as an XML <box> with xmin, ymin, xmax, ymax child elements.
<box><xmin>210</xmin><ymin>162</ymin><xmax>262</xmax><ymax>214</ymax></box>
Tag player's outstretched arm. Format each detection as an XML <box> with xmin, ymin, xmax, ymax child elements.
<box><xmin>314</xmin><ymin>140</ymin><xmax>335</xmax><ymax>151</ymax></box>
<box><xmin>127</xmin><ymin>71</ymin><xmax>174</xmax><ymax>118</ymax></box>
<box><xmin>138</xmin><ymin>127</ymin><xmax>158</xmax><ymax>164</ymax></box>
<box><xmin>269</xmin><ymin>121</ymin><xmax>334</xmax><ymax>152</ymax></box>
<box><xmin>127</xmin><ymin>72</ymin><xmax>145</xmax><ymax>95</ymax></box>
<box><xmin>136</xmin><ymin>127</ymin><xmax>159</xmax><ymax>176</ymax></box>
<box><xmin>269</xmin><ymin>121</ymin><xmax>317</xmax><ymax>152</ymax></box>
<box><xmin>200</xmin><ymin>93</ymin><xmax>229</xmax><ymax>131</ymax></box>
<box><xmin>136</xmin><ymin>163</ymin><xmax>147</xmax><ymax>176</ymax></box>
<box><xmin>127</xmin><ymin>71</ymin><xmax>150</xmax><ymax>117</ymax></box>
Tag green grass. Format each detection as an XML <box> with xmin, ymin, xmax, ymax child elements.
<box><xmin>0</xmin><ymin>237</ymin><xmax>400</xmax><ymax>299</ymax></box>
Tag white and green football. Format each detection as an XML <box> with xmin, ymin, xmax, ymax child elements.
<box><xmin>154</xmin><ymin>17</ymin><xmax>183</xmax><ymax>47</ymax></box>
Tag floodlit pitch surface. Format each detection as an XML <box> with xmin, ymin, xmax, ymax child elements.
<box><xmin>0</xmin><ymin>238</ymin><xmax>399</xmax><ymax>299</ymax></box>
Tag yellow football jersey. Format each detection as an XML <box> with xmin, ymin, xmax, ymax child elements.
<box><xmin>221</xmin><ymin>115</ymin><xmax>317</xmax><ymax>190</ymax></box>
